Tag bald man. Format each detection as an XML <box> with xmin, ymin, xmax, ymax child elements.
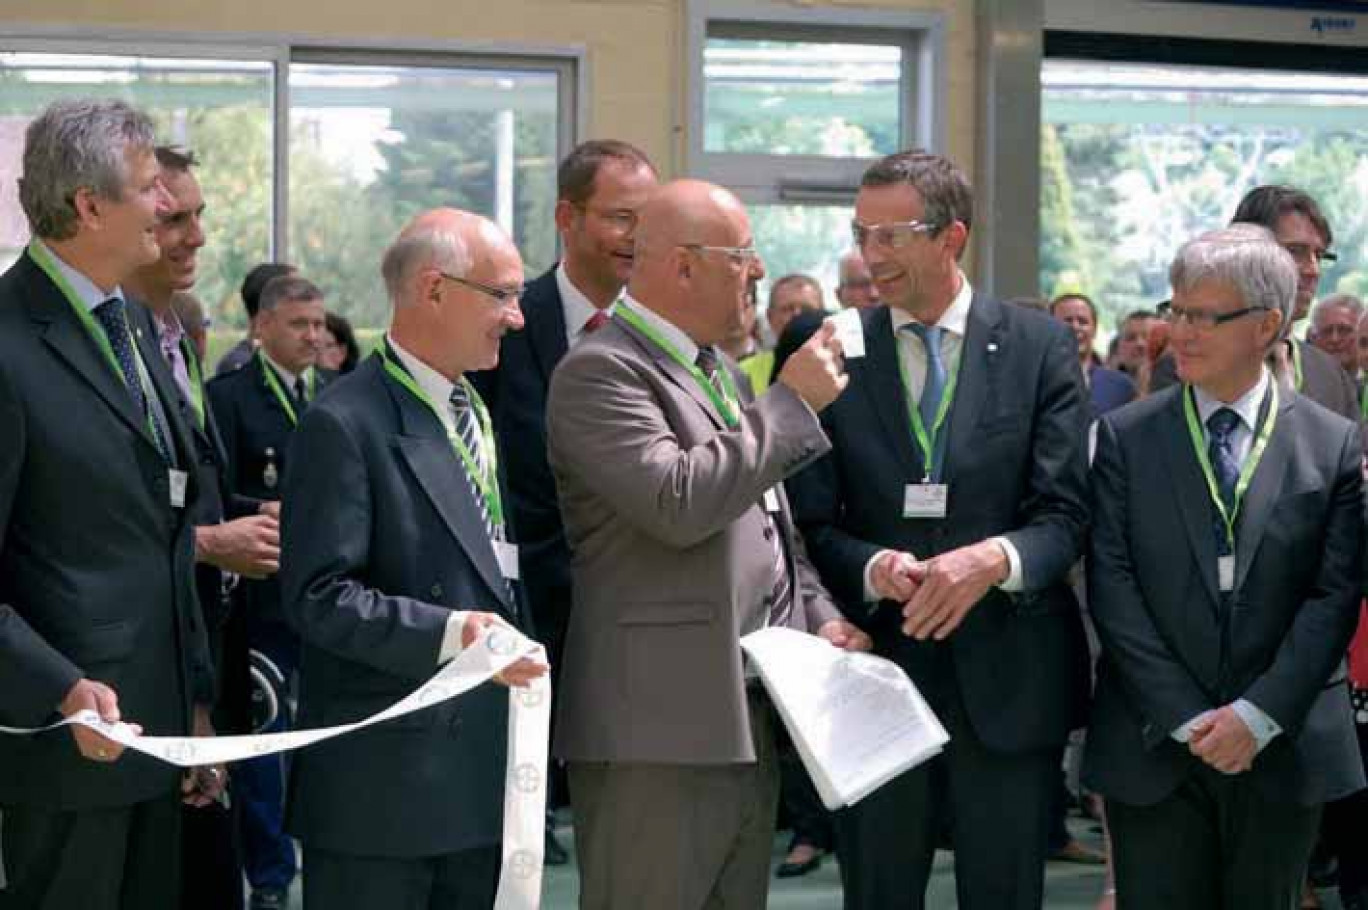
<box><xmin>546</xmin><ymin>180</ymin><xmax>870</xmax><ymax>909</ymax></box>
<box><xmin>280</xmin><ymin>209</ymin><xmax>546</xmax><ymax>910</ymax></box>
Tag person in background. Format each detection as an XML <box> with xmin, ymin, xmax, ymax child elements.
<box><xmin>215</xmin><ymin>262</ymin><xmax>297</xmax><ymax>376</ymax></box>
<box><xmin>835</xmin><ymin>249</ymin><xmax>880</xmax><ymax>310</ymax></box>
<box><xmin>719</xmin><ymin>277</ymin><xmax>761</xmax><ymax>369</ymax></box>
<box><xmin>741</xmin><ymin>273</ymin><xmax>824</xmax><ymax>393</ymax></box>
<box><xmin>1051</xmin><ymin>293</ymin><xmax>1137</xmax><ymax>418</ymax></box>
<box><xmin>1310</xmin><ymin>293</ymin><xmax>1363</xmax><ymax>383</ymax></box>
<box><xmin>1112</xmin><ymin>310</ymin><xmax>1158</xmax><ymax>380</ymax></box>
<box><xmin>173</xmin><ymin>290</ymin><xmax>210</xmax><ymax>363</ymax></box>
<box><xmin>320</xmin><ymin>310</ymin><xmax>361</xmax><ymax>374</ymax></box>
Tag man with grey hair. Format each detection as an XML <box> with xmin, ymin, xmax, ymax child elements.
<box><xmin>1310</xmin><ymin>292</ymin><xmax>1364</xmax><ymax>379</ymax></box>
<box><xmin>1085</xmin><ymin>224</ymin><xmax>1364</xmax><ymax>909</ymax></box>
<box><xmin>0</xmin><ymin>99</ymin><xmax>216</xmax><ymax>908</ymax></box>
<box><xmin>280</xmin><ymin>208</ymin><xmax>544</xmax><ymax>910</ymax></box>
<box><xmin>835</xmin><ymin>249</ymin><xmax>879</xmax><ymax>310</ymax></box>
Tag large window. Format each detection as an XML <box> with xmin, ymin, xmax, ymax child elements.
<box><xmin>1042</xmin><ymin>56</ymin><xmax>1368</xmax><ymax>326</ymax></box>
<box><xmin>0</xmin><ymin>40</ymin><xmax>576</xmax><ymax>341</ymax></box>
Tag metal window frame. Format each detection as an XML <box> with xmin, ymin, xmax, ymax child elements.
<box><xmin>0</xmin><ymin>26</ymin><xmax>585</xmax><ymax>261</ymax></box>
<box><xmin>684</xmin><ymin>0</ymin><xmax>946</xmax><ymax>206</ymax></box>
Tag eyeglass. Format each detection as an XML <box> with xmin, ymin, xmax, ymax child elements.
<box><xmin>677</xmin><ymin>244</ymin><xmax>761</xmax><ymax>268</ymax></box>
<box><xmin>438</xmin><ymin>272</ymin><xmax>524</xmax><ymax>305</ymax></box>
<box><xmin>1157</xmin><ymin>299</ymin><xmax>1266</xmax><ymax>331</ymax></box>
<box><xmin>575</xmin><ymin>205</ymin><xmax>637</xmax><ymax>232</ymax></box>
<box><xmin>851</xmin><ymin>219</ymin><xmax>939</xmax><ymax>251</ymax></box>
<box><xmin>1281</xmin><ymin>242</ymin><xmax>1337</xmax><ymax>266</ymax></box>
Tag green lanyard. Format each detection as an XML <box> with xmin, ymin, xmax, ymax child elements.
<box><xmin>182</xmin><ymin>337</ymin><xmax>206</xmax><ymax>431</ymax></box>
<box><xmin>257</xmin><ymin>350</ymin><xmax>314</xmax><ymax>427</ymax></box>
<box><xmin>618</xmin><ymin>304</ymin><xmax>741</xmax><ymax>427</ymax></box>
<box><xmin>377</xmin><ymin>349</ymin><xmax>505</xmax><ymax>529</ymax></box>
<box><xmin>1182</xmin><ymin>380</ymin><xmax>1278</xmax><ymax>552</ymax></box>
<box><xmin>28</xmin><ymin>240</ymin><xmax>162</xmax><ymax>443</ymax></box>
<box><xmin>895</xmin><ymin>329</ymin><xmax>961</xmax><ymax>482</ymax></box>
<box><xmin>1289</xmin><ymin>339</ymin><xmax>1304</xmax><ymax>392</ymax></box>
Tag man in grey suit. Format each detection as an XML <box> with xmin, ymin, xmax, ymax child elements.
<box><xmin>546</xmin><ymin>179</ymin><xmax>871</xmax><ymax>909</ymax></box>
<box><xmin>1086</xmin><ymin>224</ymin><xmax>1365</xmax><ymax>909</ymax></box>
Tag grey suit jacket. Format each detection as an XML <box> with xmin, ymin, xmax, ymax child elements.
<box><xmin>546</xmin><ymin>310</ymin><xmax>840</xmax><ymax>765</ymax></box>
<box><xmin>1084</xmin><ymin>385</ymin><xmax>1365</xmax><ymax>807</ymax></box>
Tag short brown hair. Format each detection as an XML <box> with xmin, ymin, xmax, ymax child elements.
<box><xmin>1231</xmin><ymin>185</ymin><xmax>1332</xmax><ymax>249</ymax></box>
<box><xmin>769</xmin><ymin>274</ymin><xmax>822</xmax><ymax>309</ymax></box>
<box><xmin>861</xmin><ymin>150</ymin><xmax>974</xmax><ymax>235</ymax></box>
<box><xmin>557</xmin><ymin>140</ymin><xmax>655</xmax><ymax>206</ymax></box>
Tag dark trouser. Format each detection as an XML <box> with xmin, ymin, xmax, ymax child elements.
<box><xmin>1107</xmin><ymin>766</ymin><xmax>1321</xmax><ymax>910</ymax></box>
<box><xmin>181</xmin><ymin>800</ymin><xmax>244</xmax><ymax>910</ymax></box>
<box><xmin>1046</xmin><ymin>749</ymin><xmax>1073</xmax><ymax>851</ymax></box>
<box><xmin>776</xmin><ymin>724</ymin><xmax>833</xmax><ymax>851</ymax></box>
<box><xmin>569</xmin><ymin>687</ymin><xmax>780</xmax><ymax>910</ymax></box>
<box><xmin>238</xmin><ymin>624</ymin><xmax>297</xmax><ymax>894</ymax></box>
<box><xmin>302</xmin><ymin>844</ymin><xmax>499</xmax><ymax>910</ymax></box>
<box><xmin>1318</xmin><ymin>718</ymin><xmax>1368</xmax><ymax>901</ymax></box>
<box><xmin>0</xmin><ymin>793</ymin><xmax>182</xmax><ymax>910</ymax></box>
<box><xmin>835</xmin><ymin>664</ymin><xmax>1055</xmax><ymax>910</ymax></box>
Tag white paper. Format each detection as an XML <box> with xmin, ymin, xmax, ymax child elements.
<box><xmin>829</xmin><ymin>309</ymin><xmax>865</xmax><ymax>359</ymax></box>
<box><xmin>740</xmin><ymin>626</ymin><xmax>948</xmax><ymax>810</ymax></box>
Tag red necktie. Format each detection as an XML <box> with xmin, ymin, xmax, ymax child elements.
<box><xmin>583</xmin><ymin>310</ymin><xmax>610</xmax><ymax>334</ymax></box>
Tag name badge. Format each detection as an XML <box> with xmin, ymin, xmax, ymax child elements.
<box><xmin>168</xmin><ymin>469</ymin><xmax>189</xmax><ymax>509</ymax></box>
<box><xmin>763</xmin><ymin>487</ymin><xmax>782</xmax><ymax>514</ymax></box>
<box><xmin>903</xmin><ymin>483</ymin><xmax>948</xmax><ymax>519</ymax></box>
<box><xmin>1218</xmin><ymin>554</ymin><xmax>1235</xmax><ymax>593</ymax></box>
<box><xmin>494</xmin><ymin>539</ymin><xmax>520</xmax><ymax>581</ymax></box>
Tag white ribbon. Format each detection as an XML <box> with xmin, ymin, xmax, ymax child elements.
<box><xmin>0</xmin><ymin>626</ymin><xmax>550</xmax><ymax>909</ymax></box>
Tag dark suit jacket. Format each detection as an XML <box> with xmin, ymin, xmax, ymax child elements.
<box><xmin>1089</xmin><ymin>364</ymin><xmax>1137</xmax><ymax>417</ymax></box>
<box><xmin>1083</xmin><ymin>386</ymin><xmax>1365</xmax><ymax>807</ymax></box>
<box><xmin>280</xmin><ymin>354</ymin><xmax>524</xmax><ymax>857</ymax></box>
<box><xmin>1152</xmin><ymin>338</ymin><xmax>1359</xmax><ymax>422</ymax></box>
<box><xmin>470</xmin><ymin>266</ymin><xmax>570</xmax><ymax>652</ymax></box>
<box><xmin>786</xmin><ymin>299</ymin><xmax>1092</xmax><ymax>753</ymax></box>
<box><xmin>0</xmin><ymin>251</ymin><xmax>211</xmax><ymax>810</ymax></box>
<box><xmin>208</xmin><ymin>356</ymin><xmax>328</xmax><ymax>632</ymax></box>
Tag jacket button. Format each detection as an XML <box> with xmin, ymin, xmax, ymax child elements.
<box><xmin>430</xmin><ymin>584</ymin><xmax>443</xmax><ymax>599</ymax></box>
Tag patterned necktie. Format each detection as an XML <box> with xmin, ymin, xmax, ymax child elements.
<box><xmin>903</xmin><ymin>323</ymin><xmax>947</xmax><ymax>433</ymax></box>
<box><xmin>1206</xmin><ymin>407</ymin><xmax>1242</xmax><ymax>555</ymax></box>
<box><xmin>93</xmin><ymin>298</ymin><xmax>171</xmax><ymax>463</ymax></box>
<box><xmin>450</xmin><ymin>383</ymin><xmax>515</xmax><ymax>605</ymax></box>
<box><xmin>583</xmin><ymin>309</ymin><xmax>610</xmax><ymax>335</ymax></box>
<box><xmin>694</xmin><ymin>346</ymin><xmax>723</xmax><ymax>397</ymax></box>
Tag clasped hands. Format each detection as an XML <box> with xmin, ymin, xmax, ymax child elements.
<box><xmin>1185</xmin><ymin>706</ymin><xmax>1258</xmax><ymax>775</ymax></box>
<box><xmin>869</xmin><ymin>540</ymin><xmax>1010</xmax><ymax>641</ymax></box>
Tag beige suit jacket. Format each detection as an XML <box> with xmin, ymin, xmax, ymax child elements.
<box><xmin>547</xmin><ymin>312</ymin><xmax>841</xmax><ymax>764</ymax></box>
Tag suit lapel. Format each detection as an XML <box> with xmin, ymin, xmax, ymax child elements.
<box><xmin>858</xmin><ymin>306</ymin><xmax>925</xmax><ymax>480</ymax></box>
<box><xmin>616</xmin><ymin>314</ymin><xmax>730</xmax><ymax>431</ymax></box>
<box><xmin>385</xmin><ymin>374</ymin><xmax>510</xmax><ymax>607</ymax></box>
<box><xmin>525</xmin><ymin>271</ymin><xmax>570</xmax><ymax>380</ymax></box>
<box><xmin>939</xmin><ymin>295</ymin><xmax>1001</xmax><ymax>487</ymax></box>
<box><xmin>1232</xmin><ymin>394</ymin><xmax>1294</xmax><ymax>593</ymax></box>
<box><xmin>1156</xmin><ymin>389</ymin><xmax>1222</xmax><ymax>610</ymax></box>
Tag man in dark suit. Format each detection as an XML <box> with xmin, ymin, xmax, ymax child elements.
<box><xmin>125</xmin><ymin>145</ymin><xmax>282</xmax><ymax>910</ymax></box>
<box><xmin>0</xmin><ymin>98</ymin><xmax>216</xmax><ymax>910</ymax></box>
<box><xmin>1151</xmin><ymin>186</ymin><xmax>1358</xmax><ymax>421</ymax></box>
<box><xmin>1085</xmin><ymin>224</ymin><xmax>1364</xmax><ymax>909</ymax></box>
<box><xmin>207</xmin><ymin>273</ymin><xmax>327</xmax><ymax>910</ymax></box>
<box><xmin>547</xmin><ymin>179</ymin><xmax>870</xmax><ymax>909</ymax></box>
<box><xmin>786</xmin><ymin>150</ymin><xmax>1091</xmax><ymax>910</ymax></box>
<box><xmin>281</xmin><ymin>208</ymin><xmax>545</xmax><ymax>910</ymax></box>
<box><xmin>471</xmin><ymin>139</ymin><xmax>657</xmax><ymax>861</ymax></box>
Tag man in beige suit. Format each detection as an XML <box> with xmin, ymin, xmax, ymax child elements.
<box><xmin>546</xmin><ymin>179</ymin><xmax>870</xmax><ymax>909</ymax></box>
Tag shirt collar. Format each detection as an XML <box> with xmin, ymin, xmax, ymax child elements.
<box><xmin>260</xmin><ymin>349</ymin><xmax>307</xmax><ymax>390</ymax></box>
<box><xmin>1193</xmin><ymin>367</ymin><xmax>1271</xmax><ymax>433</ymax></box>
<box><xmin>556</xmin><ymin>261</ymin><xmax>613</xmax><ymax>339</ymax></box>
<box><xmin>619</xmin><ymin>293</ymin><xmax>700</xmax><ymax>365</ymax></box>
<box><xmin>385</xmin><ymin>333</ymin><xmax>456</xmax><ymax>421</ymax></box>
<box><xmin>889</xmin><ymin>271</ymin><xmax>973</xmax><ymax>337</ymax></box>
<box><xmin>36</xmin><ymin>239</ymin><xmax>125</xmax><ymax>313</ymax></box>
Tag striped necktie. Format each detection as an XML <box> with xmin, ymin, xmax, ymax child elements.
<box><xmin>449</xmin><ymin>383</ymin><xmax>515</xmax><ymax>605</ymax></box>
<box><xmin>93</xmin><ymin>298</ymin><xmax>171</xmax><ymax>463</ymax></box>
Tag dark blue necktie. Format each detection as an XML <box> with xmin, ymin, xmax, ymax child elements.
<box><xmin>903</xmin><ymin>323</ymin><xmax>946</xmax><ymax>433</ymax></box>
<box><xmin>93</xmin><ymin>298</ymin><xmax>170</xmax><ymax>463</ymax></box>
<box><xmin>1206</xmin><ymin>407</ymin><xmax>1242</xmax><ymax>555</ymax></box>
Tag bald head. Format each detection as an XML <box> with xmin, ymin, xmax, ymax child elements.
<box><xmin>382</xmin><ymin>207</ymin><xmax>515</xmax><ymax>306</ymax></box>
<box><xmin>628</xmin><ymin>179</ymin><xmax>764</xmax><ymax>346</ymax></box>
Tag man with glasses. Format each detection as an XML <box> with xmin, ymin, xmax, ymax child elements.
<box><xmin>280</xmin><ymin>208</ymin><xmax>545</xmax><ymax>910</ymax></box>
<box><xmin>1152</xmin><ymin>185</ymin><xmax>1359</xmax><ymax>421</ymax></box>
<box><xmin>547</xmin><ymin>179</ymin><xmax>869</xmax><ymax>909</ymax></box>
<box><xmin>1085</xmin><ymin>224</ymin><xmax>1364</xmax><ymax>909</ymax></box>
<box><xmin>470</xmin><ymin>139</ymin><xmax>657</xmax><ymax>864</ymax></box>
<box><xmin>836</xmin><ymin>249</ymin><xmax>880</xmax><ymax>310</ymax></box>
<box><xmin>786</xmin><ymin>149</ymin><xmax>1091</xmax><ymax>910</ymax></box>
<box><xmin>1310</xmin><ymin>294</ymin><xmax>1364</xmax><ymax>383</ymax></box>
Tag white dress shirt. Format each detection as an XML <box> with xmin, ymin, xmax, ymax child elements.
<box><xmin>557</xmin><ymin>262</ymin><xmax>615</xmax><ymax>349</ymax></box>
<box><xmin>862</xmin><ymin>275</ymin><xmax>1024</xmax><ymax>600</ymax></box>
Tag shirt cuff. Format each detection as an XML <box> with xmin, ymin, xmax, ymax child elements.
<box><xmin>990</xmin><ymin>537</ymin><xmax>1024</xmax><ymax>592</ymax></box>
<box><xmin>1231</xmin><ymin>698</ymin><xmax>1283</xmax><ymax>753</ymax></box>
<box><xmin>1171</xmin><ymin>710</ymin><xmax>1212</xmax><ymax>743</ymax></box>
<box><xmin>862</xmin><ymin>550</ymin><xmax>894</xmax><ymax>603</ymax></box>
<box><xmin>437</xmin><ymin>611</ymin><xmax>472</xmax><ymax>665</ymax></box>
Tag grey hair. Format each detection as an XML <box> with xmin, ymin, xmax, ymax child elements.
<box><xmin>381</xmin><ymin>224</ymin><xmax>472</xmax><ymax>304</ymax></box>
<box><xmin>1169</xmin><ymin>223</ymin><xmax>1297</xmax><ymax>341</ymax></box>
<box><xmin>18</xmin><ymin>98</ymin><xmax>157</xmax><ymax>240</ymax></box>
<box><xmin>258</xmin><ymin>274</ymin><xmax>324</xmax><ymax>314</ymax></box>
<box><xmin>1313</xmin><ymin>292</ymin><xmax>1364</xmax><ymax>322</ymax></box>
